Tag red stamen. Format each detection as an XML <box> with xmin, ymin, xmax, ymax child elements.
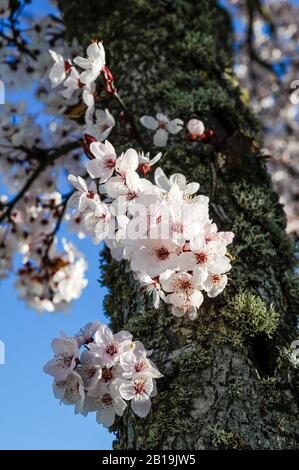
<box><xmin>139</xmin><ymin>163</ymin><xmax>151</xmax><ymax>175</ymax></box>
<box><xmin>105</xmin><ymin>343</ymin><xmax>117</xmax><ymax>356</ymax></box>
<box><xmin>155</xmin><ymin>247</ymin><xmax>170</xmax><ymax>261</ymax></box>
<box><xmin>196</xmin><ymin>252</ymin><xmax>208</xmax><ymax>264</ymax></box>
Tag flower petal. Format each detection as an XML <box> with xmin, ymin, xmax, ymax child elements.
<box><xmin>131</xmin><ymin>393</ymin><xmax>151</xmax><ymax>418</ymax></box>
<box><xmin>140</xmin><ymin>115</ymin><xmax>159</xmax><ymax>130</ymax></box>
<box><xmin>153</xmin><ymin>128</ymin><xmax>168</xmax><ymax>147</ymax></box>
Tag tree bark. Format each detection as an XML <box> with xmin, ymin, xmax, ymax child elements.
<box><xmin>58</xmin><ymin>0</ymin><xmax>299</xmax><ymax>449</ymax></box>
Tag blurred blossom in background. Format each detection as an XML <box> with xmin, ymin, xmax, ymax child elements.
<box><xmin>225</xmin><ymin>0</ymin><xmax>299</xmax><ymax>238</ymax></box>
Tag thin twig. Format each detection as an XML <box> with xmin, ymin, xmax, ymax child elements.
<box><xmin>113</xmin><ymin>91</ymin><xmax>147</xmax><ymax>150</ymax></box>
<box><xmin>0</xmin><ymin>141</ymin><xmax>81</xmax><ymax>223</ymax></box>
<box><xmin>42</xmin><ymin>192</ymin><xmax>73</xmax><ymax>261</ymax></box>
<box><xmin>245</xmin><ymin>0</ymin><xmax>281</xmax><ymax>80</ymax></box>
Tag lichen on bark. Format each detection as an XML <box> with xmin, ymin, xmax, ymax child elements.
<box><xmin>58</xmin><ymin>0</ymin><xmax>299</xmax><ymax>449</ymax></box>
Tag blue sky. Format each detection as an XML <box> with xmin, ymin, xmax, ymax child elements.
<box><xmin>0</xmin><ymin>240</ymin><xmax>113</xmax><ymax>450</ymax></box>
<box><xmin>0</xmin><ymin>0</ymin><xmax>113</xmax><ymax>450</ymax></box>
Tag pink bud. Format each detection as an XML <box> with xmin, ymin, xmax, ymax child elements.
<box><xmin>187</xmin><ymin>119</ymin><xmax>205</xmax><ymax>137</ymax></box>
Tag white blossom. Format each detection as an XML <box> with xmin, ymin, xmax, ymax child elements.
<box><xmin>43</xmin><ymin>337</ymin><xmax>79</xmax><ymax>380</ymax></box>
<box><xmin>120</xmin><ymin>348</ymin><xmax>163</xmax><ymax>380</ymax></box>
<box><xmin>130</xmin><ymin>239</ymin><xmax>179</xmax><ymax>277</ymax></box>
<box><xmin>73</xmin><ymin>41</ymin><xmax>106</xmax><ymax>84</ymax></box>
<box><xmin>85</xmin><ymin>381</ymin><xmax>126</xmax><ymax>427</ymax></box>
<box><xmin>140</xmin><ymin>113</ymin><xmax>183</xmax><ymax>147</ymax></box>
<box><xmin>49</xmin><ymin>50</ymin><xmax>72</xmax><ymax>88</ymax></box>
<box><xmin>90</xmin><ymin>323</ymin><xmax>134</xmax><ymax>367</ymax></box>
<box><xmin>1</xmin><ymin>30</ymin><xmax>234</xmax><ymax>321</ymax></box>
<box><xmin>160</xmin><ymin>270</ymin><xmax>204</xmax><ymax>311</ymax></box>
<box><xmin>119</xmin><ymin>375</ymin><xmax>154</xmax><ymax>418</ymax></box>
<box><xmin>203</xmin><ymin>273</ymin><xmax>228</xmax><ymax>298</ymax></box>
<box><xmin>87</xmin><ymin>140</ymin><xmax>117</xmax><ymax>183</ymax></box>
<box><xmin>53</xmin><ymin>371</ymin><xmax>85</xmax><ymax>414</ymax></box>
<box><xmin>138</xmin><ymin>151</ymin><xmax>162</xmax><ymax>175</ymax></box>
<box><xmin>78</xmin><ymin>350</ymin><xmax>102</xmax><ymax>390</ymax></box>
<box><xmin>67</xmin><ymin>175</ymin><xmax>100</xmax><ymax>211</ymax></box>
<box><xmin>75</xmin><ymin>321</ymin><xmax>100</xmax><ymax>347</ymax></box>
<box><xmin>154</xmin><ymin>168</ymin><xmax>200</xmax><ymax>196</ymax></box>
<box><xmin>85</xmin><ymin>108</ymin><xmax>115</xmax><ymax>142</ymax></box>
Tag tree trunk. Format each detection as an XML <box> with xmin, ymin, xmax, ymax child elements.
<box><xmin>58</xmin><ymin>0</ymin><xmax>299</xmax><ymax>449</ymax></box>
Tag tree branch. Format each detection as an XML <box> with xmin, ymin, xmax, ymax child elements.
<box><xmin>0</xmin><ymin>140</ymin><xmax>81</xmax><ymax>223</ymax></box>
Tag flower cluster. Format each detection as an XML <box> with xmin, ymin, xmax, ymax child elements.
<box><xmin>49</xmin><ymin>41</ymin><xmax>106</xmax><ymax>109</ymax></box>
<box><xmin>67</xmin><ymin>141</ymin><xmax>234</xmax><ymax>319</ymax></box>
<box><xmin>47</xmin><ymin>41</ymin><xmax>235</xmax><ymax>319</ymax></box>
<box><xmin>15</xmin><ymin>239</ymin><xmax>87</xmax><ymax>312</ymax></box>
<box><xmin>43</xmin><ymin>322</ymin><xmax>162</xmax><ymax>427</ymax></box>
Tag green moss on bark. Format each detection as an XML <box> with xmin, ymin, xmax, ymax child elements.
<box><xmin>220</xmin><ymin>290</ymin><xmax>279</xmax><ymax>342</ymax></box>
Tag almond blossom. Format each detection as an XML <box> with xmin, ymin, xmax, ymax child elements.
<box><xmin>61</xmin><ymin>67</ymin><xmax>81</xmax><ymax>98</ymax></box>
<box><xmin>68</xmin><ymin>175</ymin><xmax>100</xmax><ymax>211</ymax></box>
<box><xmin>85</xmin><ymin>380</ymin><xmax>127</xmax><ymax>428</ymax></box>
<box><xmin>66</xmin><ymin>130</ymin><xmax>234</xmax><ymax>319</ymax></box>
<box><xmin>120</xmin><ymin>348</ymin><xmax>163</xmax><ymax>380</ymax></box>
<box><xmin>203</xmin><ymin>273</ymin><xmax>228</xmax><ymax>298</ymax></box>
<box><xmin>134</xmin><ymin>272</ymin><xmax>165</xmax><ymax>309</ymax></box>
<box><xmin>43</xmin><ymin>337</ymin><xmax>79</xmax><ymax>380</ymax></box>
<box><xmin>160</xmin><ymin>270</ymin><xmax>204</xmax><ymax>318</ymax></box>
<box><xmin>140</xmin><ymin>113</ymin><xmax>183</xmax><ymax>147</ymax></box>
<box><xmin>81</xmin><ymin>202</ymin><xmax>115</xmax><ymax>244</ymax></box>
<box><xmin>154</xmin><ymin>167</ymin><xmax>200</xmax><ymax>196</ymax></box>
<box><xmin>87</xmin><ymin>140</ymin><xmax>117</xmax><ymax>183</ymax></box>
<box><xmin>115</xmin><ymin>148</ymin><xmax>139</xmax><ymax>177</ymax></box>
<box><xmin>119</xmin><ymin>375</ymin><xmax>154</xmax><ymax>418</ymax></box>
<box><xmin>53</xmin><ymin>371</ymin><xmax>85</xmax><ymax>414</ymax></box>
<box><xmin>78</xmin><ymin>350</ymin><xmax>103</xmax><ymax>390</ymax></box>
<box><xmin>90</xmin><ymin>324</ymin><xmax>133</xmax><ymax>368</ymax></box>
<box><xmin>130</xmin><ymin>239</ymin><xmax>179</xmax><ymax>277</ymax></box>
<box><xmin>49</xmin><ymin>50</ymin><xmax>72</xmax><ymax>88</ymax></box>
<box><xmin>73</xmin><ymin>41</ymin><xmax>106</xmax><ymax>85</ymax></box>
<box><xmin>105</xmin><ymin>171</ymin><xmax>154</xmax><ymax>208</ymax></box>
<box><xmin>74</xmin><ymin>321</ymin><xmax>100</xmax><ymax>347</ymax></box>
<box><xmin>138</xmin><ymin>151</ymin><xmax>162</xmax><ymax>175</ymax></box>
<box><xmin>85</xmin><ymin>108</ymin><xmax>115</xmax><ymax>142</ymax></box>
<box><xmin>14</xmin><ymin>239</ymin><xmax>88</xmax><ymax>313</ymax></box>
<box><xmin>178</xmin><ymin>235</ymin><xmax>232</xmax><ymax>281</ymax></box>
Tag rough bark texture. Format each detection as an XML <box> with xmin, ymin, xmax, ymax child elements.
<box><xmin>58</xmin><ymin>0</ymin><xmax>299</xmax><ymax>449</ymax></box>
